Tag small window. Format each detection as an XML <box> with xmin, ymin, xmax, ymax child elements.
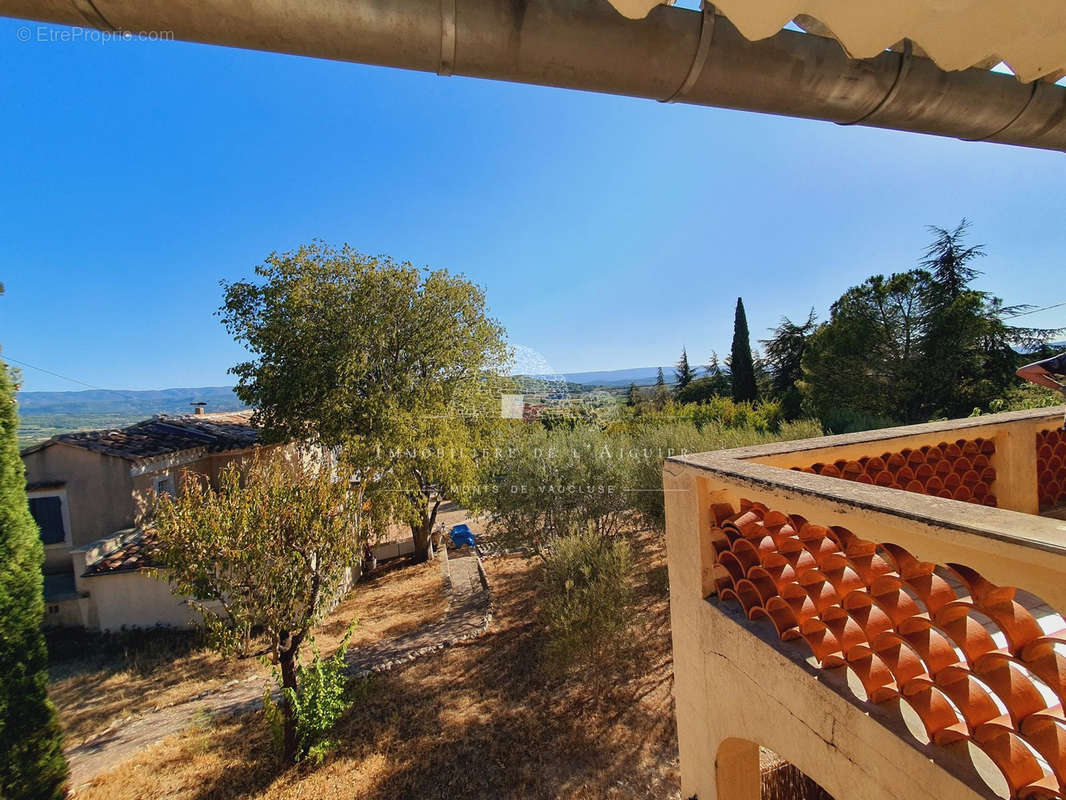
<box><xmin>155</xmin><ymin>475</ymin><xmax>175</xmax><ymax>497</ymax></box>
<box><xmin>29</xmin><ymin>496</ymin><xmax>66</xmax><ymax>545</ymax></box>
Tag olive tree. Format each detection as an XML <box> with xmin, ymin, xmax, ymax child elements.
<box><xmin>220</xmin><ymin>243</ymin><xmax>510</xmax><ymax>561</ymax></box>
<box><xmin>154</xmin><ymin>455</ymin><xmax>362</xmax><ymax>762</ymax></box>
<box><xmin>470</xmin><ymin>424</ymin><xmax>635</xmax><ymax>557</ymax></box>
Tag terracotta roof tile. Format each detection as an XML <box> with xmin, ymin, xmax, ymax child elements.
<box><xmin>81</xmin><ymin>528</ymin><xmax>161</xmax><ymax>577</ymax></box>
<box><xmin>48</xmin><ymin>410</ymin><xmax>258</xmax><ymax>462</ymax></box>
<box><xmin>711</xmin><ymin>498</ymin><xmax>1066</xmax><ymax>799</ymax></box>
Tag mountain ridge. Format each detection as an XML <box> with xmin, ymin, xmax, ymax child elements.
<box><xmin>18</xmin><ymin>366</ymin><xmax>669</xmax><ymax>415</ymax></box>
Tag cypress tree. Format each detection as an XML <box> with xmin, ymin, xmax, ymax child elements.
<box><xmin>674</xmin><ymin>347</ymin><xmax>696</xmax><ymax>392</ymax></box>
<box><xmin>0</xmin><ymin>360</ymin><xmax>68</xmax><ymax>799</ymax></box>
<box><xmin>655</xmin><ymin>367</ymin><xmax>665</xmax><ymax>387</ymax></box>
<box><xmin>730</xmin><ymin>297</ymin><xmax>758</xmax><ymax>402</ymax></box>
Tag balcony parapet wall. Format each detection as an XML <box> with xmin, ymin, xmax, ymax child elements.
<box><xmin>663</xmin><ymin>406</ymin><xmax>1066</xmax><ymax>800</ymax></box>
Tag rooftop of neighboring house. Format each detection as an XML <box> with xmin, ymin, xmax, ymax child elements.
<box><xmin>80</xmin><ymin>527</ymin><xmax>160</xmax><ymax>577</ymax></box>
<box><xmin>21</xmin><ymin>410</ymin><xmax>259</xmax><ymax>461</ymax></box>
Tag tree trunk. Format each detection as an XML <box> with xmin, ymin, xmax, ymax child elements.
<box><xmin>278</xmin><ymin>640</ymin><xmax>299</xmax><ymax>762</ymax></box>
<box><xmin>410</xmin><ymin>497</ymin><xmax>442</xmax><ymax>564</ymax></box>
<box><xmin>411</xmin><ymin>519</ymin><xmax>433</xmax><ymax>563</ymax></box>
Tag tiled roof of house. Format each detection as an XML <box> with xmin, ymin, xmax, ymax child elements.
<box><xmin>34</xmin><ymin>410</ymin><xmax>259</xmax><ymax>461</ymax></box>
<box><xmin>26</xmin><ymin>480</ymin><xmax>66</xmax><ymax>491</ymax></box>
<box><xmin>81</xmin><ymin>528</ymin><xmax>161</xmax><ymax>577</ymax></box>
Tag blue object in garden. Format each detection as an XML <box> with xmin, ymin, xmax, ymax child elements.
<box><xmin>449</xmin><ymin>524</ymin><xmax>477</xmax><ymax>549</ymax></box>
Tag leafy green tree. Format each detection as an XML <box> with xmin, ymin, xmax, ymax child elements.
<box><xmin>0</xmin><ymin>361</ymin><xmax>68</xmax><ymax>800</ymax></box>
<box><xmin>220</xmin><ymin>243</ymin><xmax>510</xmax><ymax>561</ymax></box>
<box><xmin>470</xmin><ymin>425</ymin><xmax>633</xmax><ymax>556</ymax></box>
<box><xmin>730</xmin><ymin>298</ymin><xmax>758</xmax><ymax>403</ymax></box>
<box><xmin>917</xmin><ymin>221</ymin><xmax>1056</xmax><ymax>417</ymax></box>
<box><xmin>674</xmin><ymin>347</ymin><xmax>696</xmax><ymax>393</ymax></box>
<box><xmin>761</xmin><ymin>310</ymin><xmax>818</xmax><ymax>419</ymax></box>
<box><xmin>155</xmin><ymin>456</ymin><xmax>362</xmax><ymax>762</ymax></box>
<box><xmin>625</xmin><ymin>383</ymin><xmax>640</xmax><ymax>407</ymax></box>
<box><xmin>802</xmin><ymin>271</ymin><xmax>931</xmax><ymax>423</ymax></box>
<box><xmin>675</xmin><ymin>377</ymin><xmax>717</xmax><ymax>405</ymax></box>
<box><xmin>801</xmin><ymin>223</ymin><xmax>1060</xmax><ymax>426</ymax></box>
<box><xmin>655</xmin><ymin>367</ymin><xmax>666</xmax><ymax>387</ymax></box>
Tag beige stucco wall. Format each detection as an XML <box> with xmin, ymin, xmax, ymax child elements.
<box><xmin>42</xmin><ymin>595</ymin><xmax>86</xmax><ymax>629</ymax></box>
<box><xmin>85</xmin><ymin>570</ymin><xmax>200</xmax><ymax>633</ymax></box>
<box><xmin>23</xmin><ymin>443</ymin><xmax>135</xmax><ymax>573</ymax></box>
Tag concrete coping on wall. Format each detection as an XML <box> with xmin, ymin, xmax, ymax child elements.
<box><xmin>722</xmin><ymin>406</ymin><xmax>1065</xmax><ymax>462</ymax></box>
<box><xmin>667</xmin><ymin>407</ymin><xmax>1066</xmax><ymax>559</ymax></box>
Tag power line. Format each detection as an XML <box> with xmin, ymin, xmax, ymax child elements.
<box><xmin>2</xmin><ymin>356</ymin><xmax>105</xmax><ymax>391</ymax></box>
<box><xmin>1003</xmin><ymin>301</ymin><xmax>1066</xmax><ymax>320</ymax></box>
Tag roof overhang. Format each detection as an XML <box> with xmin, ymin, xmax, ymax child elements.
<box><xmin>2</xmin><ymin>0</ymin><xmax>1065</xmax><ymax>151</ymax></box>
<box><xmin>607</xmin><ymin>1</ymin><xmax>1066</xmax><ymax>83</ymax></box>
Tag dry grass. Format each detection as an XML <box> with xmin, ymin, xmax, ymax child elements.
<box><xmin>49</xmin><ymin>558</ymin><xmax>447</xmax><ymax>749</ymax></box>
<box><xmin>73</xmin><ymin>529</ymin><xmax>681</xmax><ymax>799</ymax></box>
<box><xmin>761</xmin><ymin>750</ymin><xmax>835</xmax><ymax>800</ymax></box>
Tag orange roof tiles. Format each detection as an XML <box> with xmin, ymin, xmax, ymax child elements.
<box><xmin>711</xmin><ymin>498</ymin><xmax>1066</xmax><ymax>799</ymax></box>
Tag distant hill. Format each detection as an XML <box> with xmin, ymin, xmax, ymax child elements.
<box><xmin>15</xmin><ymin>386</ymin><xmax>251</xmax><ymax>449</ymax></box>
<box><xmin>17</xmin><ymin>386</ymin><xmax>247</xmax><ymax>416</ymax></box>
<box><xmin>14</xmin><ymin>368</ymin><xmax>665</xmax><ymax>447</ymax></box>
<box><xmin>556</xmin><ymin>367</ymin><xmax>665</xmax><ymax>388</ymax></box>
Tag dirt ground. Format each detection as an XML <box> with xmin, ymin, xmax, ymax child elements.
<box><xmin>49</xmin><ymin>558</ymin><xmax>447</xmax><ymax>750</ymax></box>
<box><xmin>69</xmin><ymin>528</ymin><xmax>681</xmax><ymax>799</ymax></box>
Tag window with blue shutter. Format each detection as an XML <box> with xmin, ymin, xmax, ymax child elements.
<box><xmin>29</xmin><ymin>496</ymin><xmax>66</xmax><ymax>545</ymax></box>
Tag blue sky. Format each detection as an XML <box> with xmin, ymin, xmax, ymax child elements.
<box><xmin>1</xmin><ymin>17</ymin><xmax>1063</xmax><ymax>392</ymax></box>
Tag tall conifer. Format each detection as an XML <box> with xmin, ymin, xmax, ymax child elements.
<box><xmin>0</xmin><ymin>360</ymin><xmax>68</xmax><ymax>799</ymax></box>
<box><xmin>730</xmin><ymin>298</ymin><xmax>758</xmax><ymax>402</ymax></box>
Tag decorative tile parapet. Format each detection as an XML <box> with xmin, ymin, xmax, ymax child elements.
<box><xmin>791</xmin><ymin>437</ymin><xmax>998</xmax><ymax>507</ymax></box>
<box><xmin>664</xmin><ymin>407</ymin><xmax>1066</xmax><ymax>800</ymax></box>
<box><xmin>710</xmin><ymin>498</ymin><xmax>1066</xmax><ymax>799</ymax></box>
<box><xmin>1037</xmin><ymin>428</ymin><xmax>1066</xmax><ymax>511</ymax></box>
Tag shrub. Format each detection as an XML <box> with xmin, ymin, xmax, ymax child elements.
<box><xmin>263</xmin><ymin>631</ymin><xmax>355</xmax><ymax>764</ymax></box>
<box><xmin>472</xmin><ymin>418</ymin><xmax>824</xmax><ymax>547</ymax></box>
<box><xmin>471</xmin><ymin>425</ymin><xmax>632</xmax><ymax>555</ymax></box>
<box><xmin>537</xmin><ymin>532</ymin><xmax>634</xmax><ymax>675</ymax></box>
<box><xmin>818</xmin><ymin>407</ymin><xmax>898</xmax><ymax>435</ymax></box>
<box><xmin>623</xmin><ymin>419</ymin><xmax>822</xmax><ymax>529</ymax></box>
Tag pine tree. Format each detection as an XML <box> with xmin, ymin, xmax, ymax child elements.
<box><xmin>704</xmin><ymin>352</ymin><xmax>731</xmax><ymax>396</ymax></box>
<box><xmin>0</xmin><ymin>360</ymin><xmax>68</xmax><ymax>799</ymax></box>
<box><xmin>655</xmin><ymin>367</ymin><xmax>665</xmax><ymax>387</ymax></box>
<box><xmin>920</xmin><ymin>219</ymin><xmax>983</xmax><ymax>301</ymax></box>
<box><xmin>706</xmin><ymin>353</ymin><xmax>721</xmax><ymax>377</ymax></box>
<box><xmin>625</xmin><ymin>383</ymin><xmax>640</xmax><ymax>407</ymax></box>
<box><xmin>674</xmin><ymin>347</ymin><xmax>696</xmax><ymax>392</ymax></box>
<box><xmin>730</xmin><ymin>298</ymin><xmax>758</xmax><ymax>403</ymax></box>
<box><xmin>760</xmin><ymin>309</ymin><xmax>818</xmax><ymax>419</ymax></box>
